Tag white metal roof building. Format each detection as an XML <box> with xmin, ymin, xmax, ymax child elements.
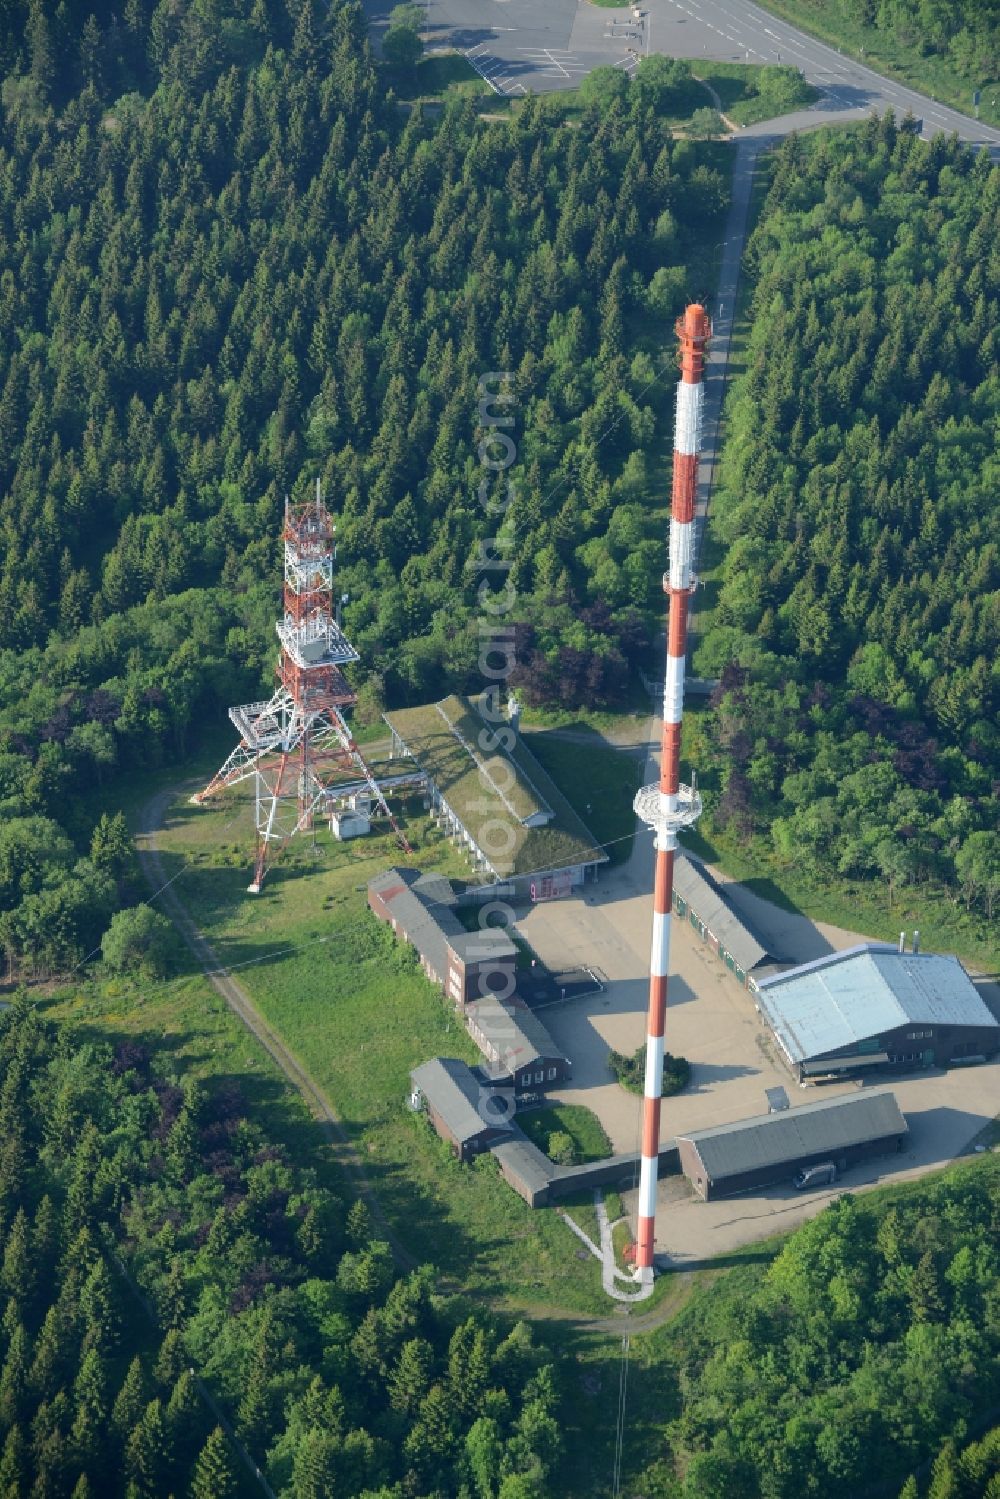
<box><xmin>753</xmin><ymin>944</ymin><xmax>999</xmax><ymax>1080</ymax></box>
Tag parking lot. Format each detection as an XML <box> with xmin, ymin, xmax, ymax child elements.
<box><xmin>360</xmin><ymin>0</ymin><xmax>1000</xmax><ymax>154</ymax></box>
<box><xmin>515</xmin><ymin>727</ymin><xmax>1000</xmax><ymax>1266</ymax></box>
<box><xmin>364</xmin><ymin>0</ymin><xmax>647</xmax><ymax>96</ymax></box>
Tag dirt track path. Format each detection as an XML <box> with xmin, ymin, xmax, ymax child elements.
<box><xmin>136</xmin><ymin>786</ymin><xmax>416</xmax><ymax>1272</ymax></box>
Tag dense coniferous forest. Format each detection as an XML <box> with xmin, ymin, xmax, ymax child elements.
<box><xmin>632</xmin><ymin>1160</ymin><xmax>1000</xmax><ymax>1498</ymax></box>
<box><xmin>696</xmin><ymin>117</ymin><xmax>999</xmax><ymax>926</ymax></box>
<box><xmin>0</xmin><ymin>0</ymin><xmax>727</xmax><ymax>972</ymax></box>
<box><xmin>0</xmin><ymin>993</ymin><xmax>563</xmax><ymax>1497</ymax></box>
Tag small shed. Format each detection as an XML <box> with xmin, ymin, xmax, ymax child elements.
<box><xmin>410</xmin><ymin>1057</ymin><xmax>514</xmax><ymax>1161</ymax></box>
<box><xmin>678</xmin><ymin>1090</ymin><xmax>908</xmax><ymax>1200</ymax></box>
<box><xmin>330</xmin><ymin>809</ymin><xmax>370</xmax><ymax>840</ymax></box>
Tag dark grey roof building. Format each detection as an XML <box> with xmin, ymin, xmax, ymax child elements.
<box><xmin>410</xmin><ymin>1058</ymin><xmax>514</xmax><ymax>1161</ymax></box>
<box><xmin>677</xmin><ymin>1090</ymin><xmax>908</xmax><ymax>1200</ymax></box>
<box><xmin>465</xmin><ymin>997</ymin><xmax>570</xmax><ymax>1093</ymax></box>
<box><xmin>672</xmin><ymin>853</ymin><xmax>783</xmax><ymax>986</ymax></box>
<box><xmin>369</xmin><ymin>867</ymin><xmax>517</xmax><ymax>1005</ymax></box>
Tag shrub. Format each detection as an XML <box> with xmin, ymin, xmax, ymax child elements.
<box><xmin>547</xmin><ymin>1131</ymin><xmax>577</xmax><ymax>1166</ymax></box>
<box><xmin>609</xmin><ymin>1046</ymin><xmax>690</xmax><ymax>1096</ymax></box>
<box><xmin>101</xmin><ymin>905</ymin><xmax>175</xmax><ymax>978</ymax></box>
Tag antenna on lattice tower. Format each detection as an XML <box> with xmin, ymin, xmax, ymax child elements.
<box><xmin>192</xmin><ymin>479</ymin><xmax>412</xmax><ymax>891</ymax></box>
<box><xmin>630</xmin><ymin>303</ymin><xmax>710</xmax><ymax>1281</ymax></box>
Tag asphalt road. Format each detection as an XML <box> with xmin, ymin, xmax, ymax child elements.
<box><xmin>366</xmin><ymin>0</ymin><xmax>1000</xmax><ymax>151</ymax></box>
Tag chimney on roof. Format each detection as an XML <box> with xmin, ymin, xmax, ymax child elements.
<box><xmin>912</xmin><ymin>930</ymin><xmax>920</xmax><ymax>954</ymax></box>
<box><xmin>898</xmin><ymin>931</ymin><xmax>905</xmax><ymax>953</ymax></box>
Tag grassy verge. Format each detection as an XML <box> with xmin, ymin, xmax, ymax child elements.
<box><xmin>519</xmin><ymin>1104</ymin><xmax>613</xmax><ymax>1164</ymax></box>
<box><xmin>753</xmin><ymin>0</ymin><xmax>998</xmax><ymax>128</ymax></box>
<box><xmin>524</xmin><ymin>730</ymin><xmax>643</xmax><ymax>868</ymax></box>
<box><xmin>611</xmin><ymin>1218</ymin><xmax>634</xmax><ymax>1272</ymax></box>
<box><xmin>696</xmin><ymin>61</ymin><xmax>818</xmax><ymax>125</ymax></box>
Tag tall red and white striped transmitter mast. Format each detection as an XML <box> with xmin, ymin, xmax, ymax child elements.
<box><xmin>194</xmin><ymin>482</ymin><xmax>410</xmax><ymax>892</ymax></box>
<box><xmin>631</xmin><ymin>304</ymin><xmax>710</xmax><ymax>1280</ymax></box>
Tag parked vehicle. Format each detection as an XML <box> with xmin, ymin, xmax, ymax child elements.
<box><xmin>793</xmin><ymin>1161</ymin><xmax>837</xmax><ymax>1190</ymax></box>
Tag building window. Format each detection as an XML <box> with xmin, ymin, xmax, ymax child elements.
<box><xmin>548</xmin><ymin>1067</ymin><xmax>557</xmax><ymax>1080</ymax></box>
<box><xmin>535</xmin><ymin>1070</ymin><xmax>544</xmax><ymax>1083</ymax></box>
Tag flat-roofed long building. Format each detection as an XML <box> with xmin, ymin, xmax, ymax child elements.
<box><xmin>752</xmin><ymin>944</ymin><xmax>999</xmax><ymax>1082</ymax></box>
<box><xmin>383</xmin><ymin>692</ymin><xmax>607</xmax><ymax>893</ymax></box>
<box><xmin>678</xmin><ymin>1090</ymin><xmax>908</xmax><ymax>1200</ymax></box>
<box><xmin>672</xmin><ymin>852</ymin><xmax>784</xmax><ymax>987</ymax></box>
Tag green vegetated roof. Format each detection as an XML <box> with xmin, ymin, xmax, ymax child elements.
<box><xmin>384</xmin><ymin>693</ymin><xmax>608</xmax><ymax>878</ymax></box>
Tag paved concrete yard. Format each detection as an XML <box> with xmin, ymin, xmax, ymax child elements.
<box><xmin>629</xmin><ymin>1060</ymin><xmax>1000</xmax><ymax>1268</ymax></box>
<box><xmin>515</xmin><ymin>724</ymin><xmax>1000</xmax><ymax>1264</ymax></box>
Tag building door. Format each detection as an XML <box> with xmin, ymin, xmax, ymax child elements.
<box><xmin>922</xmin><ymin>1049</ymin><xmax>934</xmax><ymax>1068</ymax></box>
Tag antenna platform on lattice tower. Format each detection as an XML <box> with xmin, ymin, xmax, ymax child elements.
<box><xmin>193</xmin><ymin>480</ymin><xmax>411</xmax><ymax>891</ymax></box>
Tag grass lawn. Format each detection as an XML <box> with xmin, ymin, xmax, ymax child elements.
<box><xmin>696</xmin><ymin>61</ymin><xmax>817</xmax><ymax>126</ymax></box>
<box><xmin>752</xmin><ymin>0</ymin><xmax>998</xmax><ymax>128</ymax></box>
<box><xmin>523</xmin><ymin>730</ymin><xmax>643</xmax><ymax>868</ymax></box>
<box><xmin>519</xmin><ymin>1104</ymin><xmax>613</xmax><ymax>1164</ymax></box>
<box><xmin>100</xmin><ymin>780</ymin><xmax>625</xmax><ymax>1315</ymax></box>
<box><xmin>559</xmin><ymin>1190</ymin><xmax>601</xmax><ymax>1244</ymax></box>
<box><xmin>611</xmin><ymin>1217</ymin><xmax>634</xmax><ymax>1272</ymax></box>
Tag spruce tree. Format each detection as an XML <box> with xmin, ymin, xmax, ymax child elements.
<box><xmin>190</xmin><ymin>1427</ymin><xmax>237</xmax><ymax>1499</ymax></box>
<box><xmin>346</xmin><ymin>1198</ymin><xmax>372</xmax><ymax>1248</ymax></box>
<box><xmin>111</xmin><ymin>1358</ymin><xmax>145</xmax><ymax>1445</ymax></box>
<box><xmin>124</xmin><ymin>1397</ymin><xmax>167</xmax><ymax>1496</ymax></box>
<box><xmin>154</xmin><ymin>1330</ymin><xmax>187</xmax><ymax>1393</ymax></box>
<box><xmin>291</xmin><ymin>1427</ymin><xmax>338</xmax><ymax>1499</ymax></box>
<box><xmin>0</xmin><ymin>1209</ymin><xmax>33</xmax><ymax>1308</ymax></box>
<box><xmin>71</xmin><ymin>1349</ymin><xmax>108</xmax><ymax>1475</ymax></box>
<box><xmin>0</xmin><ymin>1425</ymin><xmax>26</xmax><ymax>1493</ymax></box>
<box><xmin>389</xmin><ymin>1338</ymin><xmax>434</xmax><ymax>1417</ymax></box>
<box><xmin>79</xmin><ymin>1259</ymin><xmax>118</xmax><ymax>1357</ymax></box>
<box><xmin>909</xmin><ymin>1251</ymin><xmax>945</xmax><ymax>1324</ymax></box>
<box><xmin>31</xmin><ymin>1198</ymin><xmax>60</xmax><ymax>1291</ymax></box>
<box><xmin>0</xmin><ymin>1324</ymin><xmax>29</xmax><ymax>1429</ymax></box>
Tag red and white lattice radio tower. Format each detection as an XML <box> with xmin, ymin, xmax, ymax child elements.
<box><xmin>631</xmin><ymin>304</ymin><xmax>710</xmax><ymax>1280</ymax></box>
<box><xmin>194</xmin><ymin>481</ymin><xmax>411</xmax><ymax>892</ymax></box>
